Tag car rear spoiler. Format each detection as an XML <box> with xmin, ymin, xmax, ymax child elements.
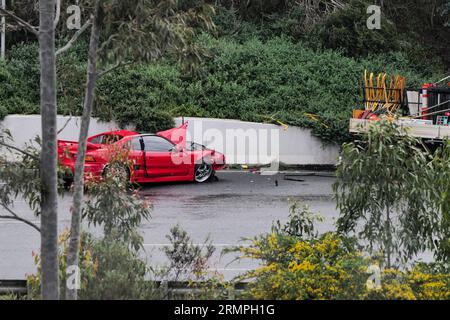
<box><xmin>57</xmin><ymin>140</ymin><xmax>101</xmax><ymax>151</ymax></box>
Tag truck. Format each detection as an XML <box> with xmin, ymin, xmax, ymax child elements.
<box><xmin>349</xmin><ymin>72</ymin><xmax>450</xmax><ymax>146</ymax></box>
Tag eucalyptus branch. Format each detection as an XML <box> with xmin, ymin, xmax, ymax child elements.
<box><xmin>0</xmin><ymin>8</ymin><xmax>38</xmax><ymax>36</ymax></box>
<box><xmin>54</xmin><ymin>0</ymin><xmax>61</xmax><ymax>29</ymax></box>
<box><xmin>0</xmin><ymin>141</ymin><xmax>39</xmax><ymax>160</ymax></box>
<box><xmin>97</xmin><ymin>60</ymin><xmax>134</xmax><ymax>78</ymax></box>
<box><xmin>97</xmin><ymin>33</ymin><xmax>118</xmax><ymax>55</ymax></box>
<box><xmin>57</xmin><ymin>115</ymin><xmax>73</xmax><ymax>134</ymax></box>
<box><xmin>56</xmin><ymin>19</ymin><xmax>92</xmax><ymax>56</ymax></box>
<box><xmin>0</xmin><ymin>204</ymin><xmax>41</xmax><ymax>233</ymax></box>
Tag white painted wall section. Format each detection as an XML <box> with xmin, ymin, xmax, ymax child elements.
<box><xmin>1</xmin><ymin>115</ymin><xmax>340</xmax><ymax>165</ymax></box>
<box><xmin>174</xmin><ymin>117</ymin><xmax>339</xmax><ymax>165</ymax></box>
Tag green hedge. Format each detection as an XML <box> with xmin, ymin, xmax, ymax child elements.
<box><xmin>0</xmin><ymin>52</ymin><xmax>39</xmax><ymax>116</ymax></box>
<box><xmin>94</xmin><ymin>35</ymin><xmax>440</xmax><ymax>143</ymax></box>
<box><xmin>190</xmin><ymin>36</ymin><xmax>441</xmax><ymax>143</ymax></box>
<box><xmin>95</xmin><ymin>64</ymin><xmax>181</xmax><ymax>132</ymax></box>
<box><xmin>0</xmin><ymin>36</ymin><xmax>443</xmax><ymax>143</ymax></box>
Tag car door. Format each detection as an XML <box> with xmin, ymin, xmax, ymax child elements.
<box><xmin>125</xmin><ymin>136</ymin><xmax>146</xmax><ymax>179</ymax></box>
<box><xmin>142</xmin><ymin>135</ymin><xmax>189</xmax><ymax>177</ymax></box>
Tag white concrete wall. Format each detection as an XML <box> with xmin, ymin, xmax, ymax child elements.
<box><xmin>0</xmin><ymin>115</ymin><xmax>124</xmax><ymax>147</ymax></box>
<box><xmin>174</xmin><ymin>117</ymin><xmax>339</xmax><ymax>165</ymax></box>
<box><xmin>0</xmin><ymin>115</ymin><xmax>339</xmax><ymax>165</ymax></box>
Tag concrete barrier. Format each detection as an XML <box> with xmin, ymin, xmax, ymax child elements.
<box><xmin>0</xmin><ymin>115</ymin><xmax>339</xmax><ymax>165</ymax></box>
<box><xmin>0</xmin><ymin>115</ymin><xmax>123</xmax><ymax>146</ymax></box>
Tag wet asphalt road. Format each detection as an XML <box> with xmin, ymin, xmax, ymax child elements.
<box><xmin>0</xmin><ymin>171</ymin><xmax>337</xmax><ymax>280</ymax></box>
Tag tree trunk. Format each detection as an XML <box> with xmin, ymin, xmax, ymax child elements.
<box><xmin>385</xmin><ymin>204</ymin><xmax>392</xmax><ymax>269</ymax></box>
<box><xmin>65</xmin><ymin>0</ymin><xmax>101</xmax><ymax>300</ymax></box>
<box><xmin>39</xmin><ymin>0</ymin><xmax>59</xmax><ymax>300</ymax></box>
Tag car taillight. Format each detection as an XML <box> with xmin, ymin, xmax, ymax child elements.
<box><xmin>85</xmin><ymin>155</ymin><xmax>96</xmax><ymax>162</ymax></box>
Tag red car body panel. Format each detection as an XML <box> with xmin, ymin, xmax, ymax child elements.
<box><xmin>58</xmin><ymin>128</ymin><xmax>225</xmax><ymax>183</ymax></box>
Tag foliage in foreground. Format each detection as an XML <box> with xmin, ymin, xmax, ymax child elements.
<box><xmin>0</xmin><ymin>130</ymin><xmax>69</xmax><ymax>231</ymax></box>
<box><xmin>27</xmin><ymin>231</ymin><xmax>158</xmax><ymax>300</ymax></box>
<box><xmin>82</xmin><ymin>145</ymin><xmax>153</xmax><ymax>251</ymax></box>
<box><xmin>26</xmin><ymin>225</ymin><xmax>228</xmax><ymax>300</ymax></box>
<box><xmin>235</xmin><ymin>204</ymin><xmax>450</xmax><ymax>300</ymax></box>
<box><xmin>27</xmin><ymin>146</ymin><xmax>156</xmax><ymax>299</ymax></box>
<box><xmin>334</xmin><ymin>120</ymin><xmax>450</xmax><ymax>265</ymax></box>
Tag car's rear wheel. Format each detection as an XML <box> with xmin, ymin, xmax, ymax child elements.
<box><xmin>194</xmin><ymin>162</ymin><xmax>213</xmax><ymax>183</ymax></box>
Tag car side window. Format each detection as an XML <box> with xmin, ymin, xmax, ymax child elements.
<box><xmin>130</xmin><ymin>137</ymin><xmax>143</xmax><ymax>151</ymax></box>
<box><xmin>143</xmin><ymin>136</ymin><xmax>174</xmax><ymax>152</ymax></box>
<box><xmin>89</xmin><ymin>135</ymin><xmax>104</xmax><ymax>144</ymax></box>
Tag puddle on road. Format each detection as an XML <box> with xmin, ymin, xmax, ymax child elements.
<box><xmin>138</xmin><ymin>173</ymin><xmax>335</xmax><ymax>219</ymax></box>
<box><xmin>144</xmin><ymin>193</ymin><xmax>332</xmax><ymax>203</ymax></box>
<box><xmin>144</xmin><ymin>193</ymin><xmax>335</xmax><ymax>220</ymax></box>
<box><xmin>185</xmin><ymin>194</ymin><xmax>332</xmax><ymax>202</ymax></box>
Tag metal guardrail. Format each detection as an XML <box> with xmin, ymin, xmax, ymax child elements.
<box><xmin>0</xmin><ymin>280</ymin><xmax>248</xmax><ymax>299</ymax></box>
<box><xmin>0</xmin><ymin>280</ymin><xmax>27</xmax><ymax>295</ymax></box>
<box><xmin>156</xmin><ymin>281</ymin><xmax>247</xmax><ymax>300</ymax></box>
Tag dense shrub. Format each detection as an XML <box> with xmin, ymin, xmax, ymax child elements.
<box><xmin>0</xmin><ymin>36</ymin><xmax>442</xmax><ymax>143</ymax></box>
<box><xmin>6</xmin><ymin>43</ymin><xmax>40</xmax><ymax>103</ymax></box>
<box><xmin>235</xmin><ymin>204</ymin><xmax>450</xmax><ymax>300</ymax></box>
<box><xmin>363</xmin><ymin>265</ymin><xmax>450</xmax><ymax>300</ymax></box>
<box><xmin>239</xmin><ymin>232</ymin><xmax>370</xmax><ymax>299</ymax></box>
<box><xmin>95</xmin><ymin>64</ymin><xmax>180</xmax><ymax>132</ymax></box>
<box><xmin>0</xmin><ymin>60</ymin><xmax>18</xmax><ymax>99</ymax></box>
<box><xmin>27</xmin><ymin>231</ymin><xmax>158</xmax><ymax>300</ymax></box>
<box><xmin>80</xmin><ymin>239</ymin><xmax>156</xmax><ymax>300</ymax></box>
<box><xmin>312</xmin><ymin>0</ymin><xmax>400</xmax><ymax>57</ymax></box>
<box><xmin>213</xmin><ymin>5</ymin><xmax>264</xmax><ymax>42</ymax></box>
<box><xmin>0</xmin><ymin>41</ymin><xmax>88</xmax><ymax>117</ymax></box>
<box><xmin>0</xmin><ymin>51</ymin><xmax>39</xmax><ymax>117</ymax></box>
<box><xmin>239</xmin><ymin>230</ymin><xmax>450</xmax><ymax>300</ymax></box>
<box><xmin>181</xmin><ymin>35</ymin><xmax>439</xmax><ymax>143</ymax></box>
<box><xmin>57</xmin><ymin>40</ymin><xmax>89</xmax><ymax>115</ymax></box>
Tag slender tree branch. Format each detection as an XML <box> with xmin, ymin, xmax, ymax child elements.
<box><xmin>0</xmin><ymin>141</ymin><xmax>39</xmax><ymax>160</ymax></box>
<box><xmin>57</xmin><ymin>115</ymin><xmax>73</xmax><ymax>135</ymax></box>
<box><xmin>54</xmin><ymin>0</ymin><xmax>61</xmax><ymax>29</ymax></box>
<box><xmin>0</xmin><ymin>8</ymin><xmax>38</xmax><ymax>36</ymax></box>
<box><xmin>97</xmin><ymin>33</ymin><xmax>117</xmax><ymax>55</ymax></box>
<box><xmin>56</xmin><ymin>19</ymin><xmax>92</xmax><ymax>56</ymax></box>
<box><xmin>66</xmin><ymin>0</ymin><xmax>103</xmax><ymax>301</ymax></box>
<box><xmin>97</xmin><ymin>60</ymin><xmax>134</xmax><ymax>78</ymax></box>
<box><xmin>0</xmin><ymin>204</ymin><xmax>41</xmax><ymax>233</ymax></box>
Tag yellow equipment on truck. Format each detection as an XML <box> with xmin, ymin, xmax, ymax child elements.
<box><xmin>350</xmin><ymin>72</ymin><xmax>450</xmax><ymax>142</ymax></box>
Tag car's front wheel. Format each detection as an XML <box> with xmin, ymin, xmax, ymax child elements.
<box><xmin>194</xmin><ymin>162</ymin><xmax>213</xmax><ymax>183</ymax></box>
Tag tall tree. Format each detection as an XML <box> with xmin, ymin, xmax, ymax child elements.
<box><xmin>65</xmin><ymin>0</ymin><xmax>215</xmax><ymax>300</ymax></box>
<box><xmin>333</xmin><ymin>120</ymin><xmax>441</xmax><ymax>268</ymax></box>
<box><xmin>65</xmin><ymin>0</ymin><xmax>100</xmax><ymax>300</ymax></box>
<box><xmin>1</xmin><ymin>0</ymin><xmax>92</xmax><ymax>299</ymax></box>
<box><xmin>38</xmin><ymin>0</ymin><xmax>59</xmax><ymax>300</ymax></box>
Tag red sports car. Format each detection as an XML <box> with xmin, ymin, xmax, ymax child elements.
<box><xmin>58</xmin><ymin>125</ymin><xmax>225</xmax><ymax>184</ymax></box>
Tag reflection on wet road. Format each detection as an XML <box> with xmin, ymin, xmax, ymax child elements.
<box><xmin>0</xmin><ymin>171</ymin><xmax>338</xmax><ymax>280</ymax></box>
<box><xmin>139</xmin><ymin>171</ymin><xmax>337</xmax><ymax>279</ymax></box>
